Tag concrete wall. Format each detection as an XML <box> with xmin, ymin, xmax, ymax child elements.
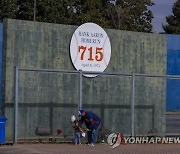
<box><xmin>2</xmin><ymin>19</ymin><xmax>166</xmax><ymax>140</ymax></box>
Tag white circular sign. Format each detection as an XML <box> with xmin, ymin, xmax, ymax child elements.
<box><xmin>70</xmin><ymin>23</ymin><xmax>111</xmax><ymax>77</ymax></box>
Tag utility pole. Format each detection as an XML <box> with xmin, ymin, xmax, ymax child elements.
<box><xmin>34</xmin><ymin>0</ymin><xmax>36</xmax><ymax>21</ymax></box>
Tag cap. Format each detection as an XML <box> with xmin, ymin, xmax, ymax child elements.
<box><xmin>78</xmin><ymin>110</ymin><xmax>84</xmax><ymax>116</ymax></box>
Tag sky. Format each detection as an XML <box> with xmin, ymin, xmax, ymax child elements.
<box><xmin>150</xmin><ymin>0</ymin><xmax>177</xmax><ymax>32</ymax></box>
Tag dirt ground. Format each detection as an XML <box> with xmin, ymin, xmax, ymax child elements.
<box><xmin>0</xmin><ymin>143</ymin><xmax>180</xmax><ymax>154</ymax></box>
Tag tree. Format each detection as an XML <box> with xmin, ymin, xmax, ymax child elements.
<box><xmin>16</xmin><ymin>0</ymin><xmax>34</xmax><ymax>21</ymax></box>
<box><xmin>16</xmin><ymin>0</ymin><xmax>74</xmax><ymax>24</ymax></box>
<box><xmin>70</xmin><ymin>0</ymin><xmax>111</xmax><ymax>28</ymax></box>
<box><xmin>163</xmin><ymin>0</ymin><xmax>180</xmax><ymax>34</ymax></box>
<box><xmin>106</xmin><ymin>0</ymin><xmax>154</xmax><ymax>32</ymax></box>
<box><xmin>15</xmin><ymin>0</ymin><xmax>109</xmax><ymax>27</ymax></box>
<box><xmin>0</xmin><ymin>0</ymin><xmax>17</xmax><ymax>22</ymax></box>
<box><xmin>105</xmin><ymin>2</ymin><xmax>130</xmax><ymax>29</ymax></box>
<box><xmin>0</xmin><ymin>0</ymin><xmax>154</xmax><ymax>33</ymax></box>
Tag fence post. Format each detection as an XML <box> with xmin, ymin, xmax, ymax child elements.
<box><xmin>14</xmin><ymin>66</ymin><xmax>19</xmax><ymax>143</ymax></box>
<box><xmin>131</xmin><ymin>73</ymin><xmax>135</xmax><ymax>136</ymax></box>
<box><xmin>79</xmin><ymin>70</ymin><xmax>83</xmax><ymax>111</ymax></box>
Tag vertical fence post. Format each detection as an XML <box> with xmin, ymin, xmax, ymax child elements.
<box><xmin>79</xmin><ymin>70</ymin><xmax>83</xmax><ymax>111</ymax></box>
<box><xmin>14</xmin><ymin>66</ymin><xmax>18</xmax><ymax>143</ymax></box>
<box><xmin>131</xmin><ymin>73</ymin><xmax>135</xmax><ymax>136</ymax></box>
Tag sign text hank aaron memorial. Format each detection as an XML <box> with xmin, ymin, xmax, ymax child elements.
<box><xmin>70</xmin><ymin>23</ymin><xmax>111</xmax><ymax>77</ymax></box>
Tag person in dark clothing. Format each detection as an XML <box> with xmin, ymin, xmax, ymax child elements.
<box><xmin>79</xmin><ymin>110</ymin><xmax>101</xmax><ymax>146</ymax></box>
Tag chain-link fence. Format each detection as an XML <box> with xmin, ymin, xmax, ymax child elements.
<box><xmin>13</xmin><ymin>67</ymin><xmax>180</xmax><ymax>143</ymax></box>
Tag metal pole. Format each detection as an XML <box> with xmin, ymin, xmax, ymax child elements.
<box><xmin>79</xmin><ymin>70</ymin><xmax>83</xmax><ymax>111</ymax></box>
<box><xmin>14</xmin><ymin>66</ymin><xmax>19</xmax><ymax>143</ymax></box>
<box><xmin>34</xmin><ymin>0</ymin><xmax>36</xmax><ymax>21</ymax></box>
<box><xmin>131</xmin><ymin>73</ymin><xmax>135</xmax><ymax>136</ymax></box>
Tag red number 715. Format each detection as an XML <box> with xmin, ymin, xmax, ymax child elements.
<box><xmin>78</xmin><ymin>46</ymin><xmax>104</xmax><ymax>62</ymax></box>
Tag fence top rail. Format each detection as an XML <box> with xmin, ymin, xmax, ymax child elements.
<box><xmin>82</xmin><ymin>71</ymin><xmax>132</xmax><ymax>77</ymax></box>
<box><xmin>17</xmin><ymin>67</ymin><xmax>132</xmax><ymax>77</ymax></box>
<box><xmin>16</xmin><ymin>67</ymin><xmax>180</xmax><ymax>79</ymax></box>
<box><xmin>18</xmin><ymin>68</ymin><xmax>79</xmax><ymax>75</ymax></box>
<box><xmin>134</xmin><ymin>73</ymin><xmax>180</xmax><ymax>79</ymax></box>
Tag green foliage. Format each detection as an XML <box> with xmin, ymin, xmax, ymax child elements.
<box><xmin>16</xmin><ymin>0</ymin><xmax>34</xmax><ymax>21</ymax></box>
<box><xmin>0</xmin><ymin>0</ymin><xmax>154</xmax><ymax>32</ymax></box>
<box><xmin>72</xmin><ymin>0</ymin><xmax>110</xmax><ymax>28</ymax></box>
<box><xmin>0</xmin><ymin>0</ymin><xmax>17</xmax><ymax>22</ymax></box>
<box><xmin>163</xmin><ymin>0</ymin><xmax>180</xmax><ymax>34</ymax></box>
<box><xmin>109</xmin><ymin>0</ymin><xmax>154</xmax><ymax>32</ymax></box>
<box><xmin>16</xmin><ymin>0</ymin><xmax>71</xmax><ymax>24</ymax></box>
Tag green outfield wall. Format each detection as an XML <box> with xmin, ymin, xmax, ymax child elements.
<box><xmin>2</xmin><ymin>19</ymin><xmax>166</xmax><ymax>140</ymax></box>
